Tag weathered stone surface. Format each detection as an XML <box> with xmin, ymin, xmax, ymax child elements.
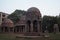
<box><xmin>53</xmin><ymin>24</ymin><xmax>59</xmax><ymax>33</ymax></box>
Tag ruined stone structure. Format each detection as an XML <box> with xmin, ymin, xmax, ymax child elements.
<box><xmin>0</xmin><ymin>7</ymin><xmax>42</xmax><ymax>36</ymax></box>
<box><xmin>0</xmin><ymin>12</ymin><xmax>9</xmax><ymax>26</ymax></box>
<box><xmin>1</xmin><ymin>18</ymin><xmax>14</xmax><ymax>32</ymax></box>
<box><xmin>53</xmin><ymin>24</ymin><xmax>59</xmax><ymax>33</ymax></box>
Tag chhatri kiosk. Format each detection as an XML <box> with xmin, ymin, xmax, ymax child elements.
<box><xmin>15</xmin><ymin>7</ymin><xmax>42</xmax><ymax>36</ymax></box>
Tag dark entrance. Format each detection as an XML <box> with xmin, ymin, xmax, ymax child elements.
<box><xmin>27</xmin><ymin>20</ymin><xmax>31</xmax><ymax>32</ymax></box>
<box><xmin>33</xmin><ymin>20</ymin><xmax>38</xmax><ymax>32</ymax></box>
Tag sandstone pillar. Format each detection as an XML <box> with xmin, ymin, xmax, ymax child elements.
<box><xmin>38</xmin><ymin>22</ymin><xmax>40</xmax><ymax>32</ymax></box>
<box><xmin>39</xmin><ymin>21</ymin><xmax>42</xmax><ymax>32</ymax></box>
<box><xmin>8</xmin><ymin>27</ymin><xmax>10</xmax><ymax>33</ymax></box>
<box><xmin>23</xmin><ymin>27</ymin><xmax>24</xmax><ymax>32</ymax></box>
<box><xmin>3</xmin><ymin>27</ymin><xmax>5</xmax><ymax>32</ymax></box>
<box><xmin>0</xmin><ymin>27</ymin><xmax>1</xmax><ymax>32</ymax></box>
<box><xmin>13</xmin><ymin>27</ymin><xmax>14</xmax><ymax>32</ymax></box>
<box><xmin>19</xmin><ymin>27</ymin><xmax>20</xmax><ymax>32</ymax></box>
<box><xmin>31</xmin><ymin>23</ymin><xmax>33</xmax><ymax>32</ymax></box>
<box><xmin>25</xmin><ymin>24</ymin><xmax>27</xmax><ymax>32</ymax></box>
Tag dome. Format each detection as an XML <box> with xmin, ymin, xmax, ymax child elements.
<box><xmin>27</xmin><ymin>7</ymin><xmax>39</xmax><ymax>12</ymax></box>
<box><xmin>1</xmin><ymin>19</ymin><xmax>14</xmax><ymax>27</ymax></box>
<box><xmin>27</xmin><ymin>7</ymin><xmax>41</xmax><ymax>16</ymax></box>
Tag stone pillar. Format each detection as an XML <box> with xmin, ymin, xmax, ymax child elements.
<box><xmin>18</xmin><ymin>27</ymin><xmax>19</xmax><ymax>32</ymax></box>
<box><xmin>39</xmin><ymin>21</ymin><xmax>42</xmax><ymax>32</ymax></box>
<box><xmin>8</xmin><ymin>27</ymin><xmax>10</xmax><ymax>33</ymax></box>
<box><xmin>23</xmin><ymin>27</ymin><xmax>24</xmax><ymax>32</ymax></box>
<box><xmin>22</xmin><ymin>27</ymin><xmax>23</xmax><ymax>32</ymax></box>
<box><xmin>0</xmin><ymin>27</ymin><xmax>1</xmax><ymax>32</ymax></box>
<box><xmin>38</xmin><ymin>22</ymin><xmax>40</xmax><ymax>32</ymax></box>
<box><xmin>1</xmin><ymin>27</ymin><xmax>2</xmax><ymax>32</ymax></box>
<box><xmin>24</xmin><ymin>27</ymin><xmax>25</xmax><ymax>33</ymax></box>
<box><xmin>21</xmin><ymin>27</ymin><xmax>22</xmax><ymax>32</ymax></box>
<box><xmin>3</xmin><ymin>27</ymin><xmax>5</xmax><ymax>32</ymax></box>
<box><xmin>54</xmin><ymin>24</ymin><xmax>59</xmax><ymax>33</ymax></box>
<box><xmin>39</xmin><ymin>21</ymin><xmax>42</xmax><ymax>36</ymax></box>
<box><xmin>0</xmin><ymin>13</ymin><xmax>2</xmax><ymax>25</ymax></box>
<box><xmin>13</xmin><ymin>27</ymin><xmax>14</xmax><ymax>32</ymax></box>
<box><xmin>19</xmin><ymin>27</ymin><xmax>20</xmax><ymax>32</ymax></box>
<box><xmin>31</xmin><ymin>22</ymin><xmax>33</xmax><ymax>32</ymax></box>
<box><xmin>2</xmin><ymin>27</ymin><xmax>3</xmax><ymax>32</ymax></box>
<box><xmin>25</xmin><ymin>24</ymin><xmax>27</xmax><ymax>32</ymax></box>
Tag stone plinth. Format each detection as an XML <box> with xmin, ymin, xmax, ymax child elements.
<box><xmin>24</xmin><ymin>32</ymin><xmax>40</xmax><ymax>36</ymax></box>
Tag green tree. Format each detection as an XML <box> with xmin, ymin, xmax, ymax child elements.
<box><xmin>8</xmin><ymin>9</ymin><xmax>26</xmax><ymax>24</ymax></box>
<box><xmin>57</xmin><ymin>15</ymin><xmax>60</xmax><ymax>31</ymax></box>
<box><xmin>42</xmin><ymin>15</ymin><xmax>57</xmax><ymax>33</ymax></box>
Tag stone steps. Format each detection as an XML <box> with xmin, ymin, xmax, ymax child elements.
<box><xmin>24</xmin><ymin>32</ymin><xmax>40</xmax><ymax>36</ymax></box>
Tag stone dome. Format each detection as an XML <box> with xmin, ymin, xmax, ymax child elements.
<box><xmin>27</xmin><ymin>7</ymin><xmax>41</xmax><ymax>16</ymax></box>
<box><xmin>1</xmin><ymin>19</ymin><xmax>14</xmax><ymax>27</ymax></box>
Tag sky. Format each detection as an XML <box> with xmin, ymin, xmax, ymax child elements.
<box><xmin>0</xmin><ymin>0</ymin><xmax>60</xmax><ymax>16</ymax></box>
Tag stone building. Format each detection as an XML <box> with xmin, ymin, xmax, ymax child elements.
<box><xmin>14</xmin><ymin>7</ymin><xmax>42</xmax><ymax>36</ymax></box>
<box><xmin>0</xmin><ymin>12</ymin><xmax>9</xmax><ymax>26</ymax></box>
<box><xmin>1</xmin><ymin>18</ymin><xmax>14</xmax><ymax>32</ymax></box>
<box><xmin>0</xmin><ymin>7</ymin><xmax>42</xmax><ymax>36</ymax></box>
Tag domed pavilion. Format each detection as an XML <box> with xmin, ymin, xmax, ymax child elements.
<box><xmin>25</xmin><ymin>7</ymin><xmax>42</xmax><ymax>36</ymax></box>
<box><xmin>14</xmin><ymin>7</ymin><xmax>42</xmax><ymax>36</ymax></box>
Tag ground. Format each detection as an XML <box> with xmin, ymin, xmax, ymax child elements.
<box><xmin>0</xmin><ymin>33</ymin><xmax>60</xmax><ymax>40</ymax></box>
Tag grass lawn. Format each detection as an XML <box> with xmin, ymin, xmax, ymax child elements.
<box><xmin>49</xmin><ymin>33</ymin><xmax>60</xmax><ymax>40</ymax></box>
<box><xmin>0</xmin><ymin>33</ymin><xmax>15</xmax><ymax>40</ymax></box>
<box><xmin>0</xmin><ymin>33</ymin><xmax>60</xmax><ymax>40</ymax></box>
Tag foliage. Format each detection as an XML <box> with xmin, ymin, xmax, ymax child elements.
<box><xmin>8</xmin><ymin>9</ymin><xmax>26</xmax><ymax>24</ymax></box>
<box><xmin>42</xmin><ymin>15</ymin><xmax>58</xmax><ymax>33</ymax></box>
<box><xmin>57</xmin><ymin>15</ymin><xmax>60</xmax><ymax>31</ymax></box>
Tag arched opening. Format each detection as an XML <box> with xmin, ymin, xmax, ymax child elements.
<box><xmin>33</xmin><ymin>20</ymin><xmax>38</xmax><ymax>32</ymax></box>
<box><xmin>27</xmin><ymin>20</ymin><xmax>31</xmax><ymax>32</ymax></box>
<box><xmin>5</xmin><ymin>27</ymin><xmax>8</xmax><ymax>32</ymax></box>
<box><xmin>1</xmin><ymin>27</ymin><xmax>4</xmax><ymax>32</ymax></box>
